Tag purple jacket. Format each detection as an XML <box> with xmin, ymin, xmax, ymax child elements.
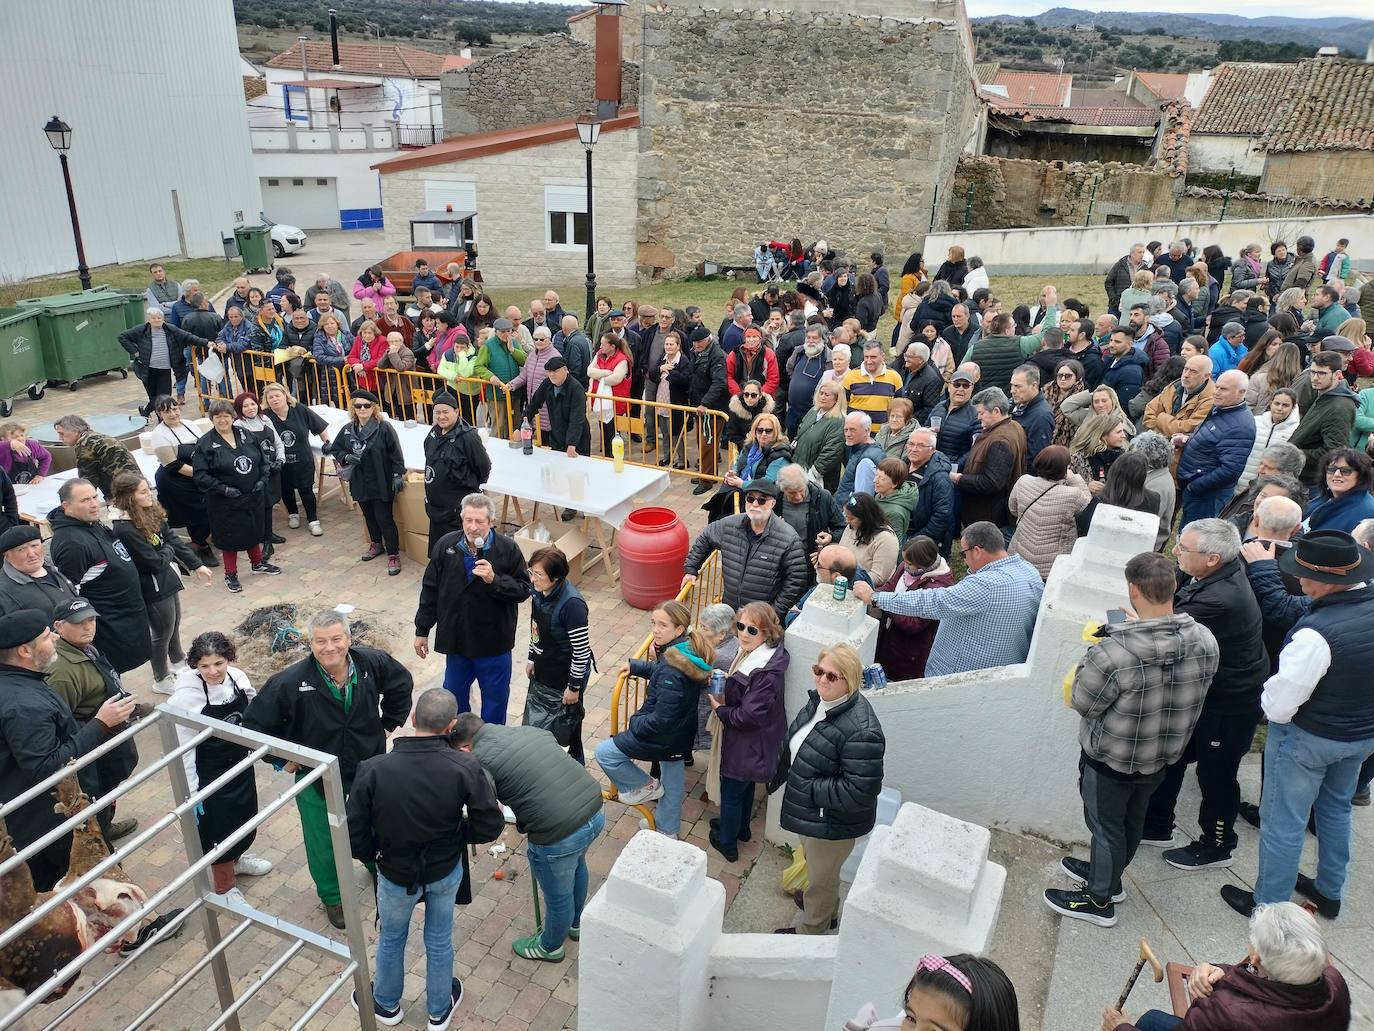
<box><xmin>0</xmin><ymin>440</ymin><xmax>53</xmax><ymax>481</ymax></box>
<box><xmin>716</xmin><ymin>645</ymin><xmax>790</xmax><ymax>783</ymax></box>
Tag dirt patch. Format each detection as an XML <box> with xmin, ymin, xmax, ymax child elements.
<box><xmin>232</xmin><ymin>603</ymin><xmax>407</xmax><ymax>686</ymax></box>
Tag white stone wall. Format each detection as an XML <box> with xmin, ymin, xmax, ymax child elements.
<box><xmin>1187</xmin><ymin>133</ymin><xmax>1266</xmax><ymax>177</ymax></box>
<box><xmin>377</xmin><ymin>128</ymin><xmax>639</xmax><ymax>286</ymax></box>
<box><xmin>254</xmin><ymin>150</ymin><xmax>392</xmax><ymax>217</ymax></box>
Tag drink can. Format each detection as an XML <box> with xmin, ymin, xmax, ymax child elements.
<box><xmin>863</xmin><ymin>663</ymin><xmax>887</xmax><ymax>691</ymax></box>
<box><xmin>832</xmin><ymin>575</ymin><xmax>849</xmax><ymax>601</ymax></box>
<box><xmin>709</xmin><ymin>669</ymin><xmax>726</xmax><ymax>697</ymax></box>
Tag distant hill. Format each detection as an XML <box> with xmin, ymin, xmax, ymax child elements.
<box><xmin>977</xmin><ymin>8</ymin><xmax>1374</xmax><ymax>53</ymax></box>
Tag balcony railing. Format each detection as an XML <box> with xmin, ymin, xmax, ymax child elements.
<box><xmin>250</xmin><ymin>124</ymin><xmax>440</xmax><ymax>153</ymax></box>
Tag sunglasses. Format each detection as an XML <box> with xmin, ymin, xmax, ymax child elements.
<box><xmin>744</xmin><ymin>493</ymin><xmax>771</xmax><ymax>505</ymax></box>
<box><xmin>735</xmin><ymin>621</ymin><xmax>761</xmax><ymax>637</ymax></box>
<box><xmin>742</xmin><ymin>392</ymin><xmax>760</xmax><ymax>399</ymax></box>
<box><xmin>1328</xmin><ymin>466</ymin><xmax>1355</xmax><ymax>476</ymax></box>
<box><xmin>811</xmin><ymin>664</ymin><xmax>843</xmax><ymax>684</ymax></box>
<box><xmin>353</xmin><ymin>402</ymin><xmax>374</xmax><ymax>410</ymax></box>
<box><xmin>1056</xmin><ymin>372</ymin><xmax>1076</xmax><ymax>379</ymax></box>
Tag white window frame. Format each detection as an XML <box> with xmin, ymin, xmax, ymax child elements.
<box><xmin>545</xmin><ymin>185</ymin><xmax>588</xmax><ymax>251</ymax></box>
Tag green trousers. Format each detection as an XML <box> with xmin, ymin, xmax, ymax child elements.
<box><xmin>296</xmin><ymin>780</ymin><xmax>342</xmax><ymax>906</ymax></box>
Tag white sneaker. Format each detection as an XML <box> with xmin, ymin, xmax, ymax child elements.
<box><xmin>501</xmin><ymin>804</ymin><xmax>517</xmax><ymax>824</ymax></box>
<box><xmin>618</xmin><ymin>779</ymin><xmax>664</xmax><ymax>806</ymax></box>
<box><xmin>308</xmin><ymin>520</ymin><xmax>323</xmax><ymax>537</ymax></box>
<box><xmin>234</xmin><ymin>853</ymin><xmax>274</xmax><ymax>877</ymax></box>
<box><xmin>287</xmin><ymin>514</ymin><xmax>300</xmax><ymax>529</ymax></box>
<box><xmin>215</xmin><ymin>886</ymin><xmax>248</xmax><ymax>907</ymax></box>
<box><xmin>152</xmin><ymin>675</ymin><xmax>176</xmax><ymax>696</ymax></box>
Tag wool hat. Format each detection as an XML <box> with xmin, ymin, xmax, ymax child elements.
<box><xmin>350</xmin><ymin>388</ymin><xmax>380</xmax><ymax>405</ymax></box>
<box><xmin>638</xmin><ymin>305</ymin><xmax>659</xmax><ymax>318</ymax></box>
<box><xmin>1320</xmin><ymin>335</ymin><xmax>1356</xmax><ymax>353</ymax></box>
<box><xmin>689</xmin><ymin>326</ymin><xmax>712</xmax><ymax>343</ymax></box>
<box><xmin>608</xmin><ymin>309</ymin><xmax>626</xmax><ymax>318</ymax></box>
<box><xmin>1277</xmin><ymin>530</ymin><xmax>1374</xmax><ymax>585</ymax></box>
<box><xmin>432</xmin><ymin>390</ymin><xmax>459</xmax><ymax>411</ymax></box>
<box><xmin>544</xmin><ymin>356</ymin><xmax>568</xmax><ymax>372</ymax></box>
<box><xmin>743</xmin><ymin>327</ymin><xmax>763</xmax><ymax>339</ymax></box>
<box><xmin>0</xmin><ymin>525</ymin><xmax>41</xmax><ymax>553</ymax></box>
<box><xmin>52</xmin><ymin>598</ymin><xmax>96</xmax><ymax>625</ymax></box>
<box><xmin>0</xmin><ymin>609</ymin><xmax>50</xmax><ymax>650</ymax></box>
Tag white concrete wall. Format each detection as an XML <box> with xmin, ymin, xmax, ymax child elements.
<box><xmin>260</xmin><ymin>68</ymin><xmax>440</xmax><ymax>129</ymax></box>
<box><xmin>1187</xmin><ymin>133</ymin><xmax>1265</xmax><ymax>177</ymax></box>
<box><xmin>926</xmin><ymin>213</ymin><xmax>1374</xmax><ymax>277</ymax></box>
<box><xmin>253</xmin><ymin>151</ymin><xmax>390</xmax><ymax>216</ymax></box>
<box><xmin>378</xmin><ymin>129</ymin><xmax>639</xmax><ymax>286</ymax></box>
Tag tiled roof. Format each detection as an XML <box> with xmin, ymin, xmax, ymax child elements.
<box><xmin>1070</xmin><ymin>88</ymin><xmax>1151</xmax><ymax>110</ymax></box>
<box><xmin>1135</xmin><ymin>72</ymin><xmax>1188</xmax><ymax>102</ymax></box>
<box><xmin>990</xmin><ymin>70</ymin><xmax>1072</xmax><ymax>107</ymax></box>
<box><xmin>1192</xmin><ymin>62</ymin><xmax>1292</xmax><ymax>135</ymax></box>
<box><xmin>266</xmin><ymin>40</ymin><xmax>457</xmax><ymax>79</ymax></box>
<box><xmin>1158</xmin><ymin>100</ymin><xmax>1193</xmax><ymax>178</ymax></box>
<box><xmin>992</xmin><ymin>105</ymin><xmax>1160</xmax><ymax>127</ymax></box>
<box><xmin>373</xmin><ymin>110</ymin><xmax>641</xmax><ymax>172</ymax></box>
<box><xmin>1265</xmin><ymin>59</ymin><xmax>1374</xmax><ymax>153</ymax></box>
<box><xmin>243</xmin><ymin>75</ymin><xmax>266</xmax><ymax>102</ymax></box>
<box><xmin>974</xmin><ymin>61</ymin><xmax>1001</xmax><ymax>84</ymax></box>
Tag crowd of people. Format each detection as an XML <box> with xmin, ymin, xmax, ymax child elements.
<box><xmin>0</xmin><ymin>228</ymin><xmax>1367</xmax><ymax>1028</ymax></box>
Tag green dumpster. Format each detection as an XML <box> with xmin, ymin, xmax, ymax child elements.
<box><xmin>0</xmin><ymin>308</ymin><xmax>48</xmax><ymax>415</ymax></box>
<box><xmin>92</xmin><ymin>286</ymin><xmax>152</xmax><ymax>331</ymax></box>
<box><xmin>16</xmin><ymin>291</ymin><xmax>132</xmax><ymax>391</ymax></box>
<box><xmin>233</xmin><ymin>224</ymin><xmax>274</xmax><ymax>274</ymax></box>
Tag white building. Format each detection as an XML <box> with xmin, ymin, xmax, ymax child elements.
<box><xmin>0</xmin><ymin>0</ymin><xmax>261</xmax><ymax>282</ymax></box>
<box><xmin>373</xmin><ymin>113</ymin><xmax>640</xmax><ymax>285</ymax></box>
<box><xmin>1187</xmin><ymin>62</ymin><xmax>1287</xmax><ymax>177</ymax></box>
<box><xmin>248</xmin><ymin>41</ymin><xmax>472</xmax><ymax>232</ymax></box>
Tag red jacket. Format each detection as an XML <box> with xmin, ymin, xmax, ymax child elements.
<box><xmin>1123</xmin><ymin>962</ymin><xmax>1349</xmax><ymax>1031</ymax></box>
<box><xmin>873</xmin><ymin>562</ymin><xmax>955</xmax><ymax>681</ymax></box>
<box><xmin>347</xmin><ymin>334</ymin><xmax>385</xmax><ymax>390</ymax></box>
<box><xmin>726</xmin><ymin>345</ymin><xmax>779</xmax><ymax>397</ymax></box>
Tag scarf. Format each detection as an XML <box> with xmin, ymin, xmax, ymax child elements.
<box><xmin>357</xmin><ymin>337</ymin><xmax>373</xmax><ymax>363</ymax></box>
<box><xmin>257</xmin><ymin>310</ymin><xmax>284</xmax><ymax>348</ymax></box>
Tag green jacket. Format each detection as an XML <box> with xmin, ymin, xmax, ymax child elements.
<box><xmin>791</xmin><ymin>412</ymin><xmax>846</xmax><ymax>493</ymax></box>
<box><xmin>1352</xmin><ymin>387</ymin><xmax>1374</xmax><ymax>449</ymax></box>
<box><xmin>475</xmin><ymin>339</ymin><xmax>526</xmax><ymax>384</ymax></box>
<box><xmin>45</xmin><ymin>638</ymin><xmax>118</xmax><ymax>724</ymax></box>
<box><xmin>1288</xmin><ymin>382</ymin><xmax>1357</xmax><ymax>484</ymax></box>
<box><xmin>876</xmin><ymin>480</ymin><xmax>919</xmax><ymax>537</ymax></box>
<box><xmin>470</xmin><ymin>723</ymin><xmax>602</xmax><ymax>845</ymax></box>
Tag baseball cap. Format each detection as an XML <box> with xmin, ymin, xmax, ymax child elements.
<box><xmin>53</xmin><ymin>598</ymin><xmax>97</xmax><ymax>624</ymax></box>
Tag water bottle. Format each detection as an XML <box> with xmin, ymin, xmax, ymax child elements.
<box><xmin>709</xmin><ymin>669</ymin><xmax>726</xmax><ymax>697</ymax></box>
<box><xmin>832</xmin><ymin>575</ymin><xmax>849</xmax><ymax>601</ymax></box>
<box><xmin>520</xmin><ymin>417</ymin><xmax>533</xmax><ymax>455</ymax></box>
<box><xmin>612</xmin><ymin>432</ymin><xmax>625</xmax><ymax>473</ymax></box>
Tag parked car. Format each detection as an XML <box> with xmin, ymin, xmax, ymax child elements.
<box><xmin>264</xmin><ymin>217</ymin><xmax>307</xmax><ymax>257</ymax></box>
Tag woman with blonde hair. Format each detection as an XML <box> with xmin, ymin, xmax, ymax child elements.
<box><xmin>724</xmin><ymin>412</ymin><xmax>792</xmax><ymax>487</ymax></box>
<box><xmin>597</xmin><ymin>600</ymin><xmax>715</xmax><ymax>840</ymax></box>
<box><xmin>705</xmin><ymin>601</ymin><xmax>789</xmax><ymax>862</ymax></box>
<box><xmin>1336</xmin><ymin>317</ymin><xmax>1374</xmax><ymax>382</ymax></box>
<box><xmin>1069</xmin><ymin>411</ymin><xmax>1131</xmax><ymax>490</ymax></box>
<box><xmin>768</xmin><ymin>641</ymin><xmax>885</xmax><ymax>934</ymax></box>
<box><xmin>1060</xmin><ymin>383</ymin><xmax>1134</xmax><ymax>434</ymax></box>
<box><xmin>326</xmin><ymin>388</ymin><xmax>405</xmax><ymax>575</ymax></box>
<box><xmin>792</xmin><ymin>380</ymin><xmax>847</xmax><ymax>493</ymax></box>
<box><xmin>1119</xmin><ymin>268</ymin><xmax>1155</xmax><ymax>315</ymax></box>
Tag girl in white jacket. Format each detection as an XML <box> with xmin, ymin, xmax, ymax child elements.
<box><xmin>167</xmin><ymin>632</ymin><xmax>272</xmax><ymax>904</ymax></box>
<box><xmin>1235</xmin><ymin>388</ymin><xmax>1301</xmax><ymax>494</ymax></box>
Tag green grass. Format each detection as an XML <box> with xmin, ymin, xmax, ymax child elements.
<box><xmin>0</xmin><ymin>257</ymin><xmax>239</xmax><ymax>307</ymax></box>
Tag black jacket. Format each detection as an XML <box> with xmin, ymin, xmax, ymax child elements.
<box><xmin>689</xmin><ymin>342</ymin><xmax>729</xmax><ymax>412</ymax></box>
<box><xmin>684</xmin><ymin>513</ymin><xmax>810</xmax><ymax>617</ymax></box>
<box><xmin>522</xmin><ymin>377</ymin><xmax>590</xmax><ymax>455</ymax></box>
<box><xmin>1175</xmin><ymin>557</ymin><xmax>1268</xmax><ymax>717</ymax></box>
<box><xmin>0</xmin><ymin>560</ymin><xmax>77</xmax><ymax>616</ymax></box>
<box><xmin>244</xmin><ymin>646</ymin><xmax>414</xmax><ymax>790</ymax></box>
<box><xmin>415</xmin><ymin>531</ymin><xmax>532</xmax><ymax>658</ymax></box>
<box><xmin>423</xmin><ymin>421</ymin><xmax>491</xmax><ymax>519</ymax></box>
<box><xmin>785</xmin><ymin>483</ymin><xmax>844</xmax><ymax>551</ymax></box>
<box><xmin>913</xmin><ymin>293</ymin><xmax>956</xmax><ymax>333</ymax></box>
<box><xmin>327</xmin><ymin>418</ymin><xmax>405</xmax><ymax>503</ymax></box>
<box><xmin>118</xmin><ymin>321</ymin><xmax>204</xmax><ymax>379</ymax></box>
<box><xmin>1104</xmin><ymin>255</ymin><xmax>1136</xmax><ymax>311</ymax></box>
<box><xmin>0</xmin><ymin>470</ymin><xmax>17</xmax><ymax>536</ymax></box>
<box><xmin>769</xmin><ymin>689</ymin><xmax>885</xmax><ymax>840</ymax></box>
<box><xmin>347</xmin><ymin>735</ymin><xmax>504</xmax><ymax>890</ymax></box>
<box><xmin>111</xmin><ymin>517</ymin><xmax>203</xmax><ymax>603</ymax></box>
<box><xmin>181</xmin><ymin>309</ymin><xmax>223</xmax><ymax>344</ymax></box>
<box><xmin>48</xmin><ymin>510</ymin><xmax>151</xmax><ymax>674</ymax></box>
<box><xmin>192</xmin><ymin>426</ymin><xmax>270</xmax><ymax>553</ymax></box>
<box><xmin>900</xmin><ymin>361</ymin><xmax>945</xmax><ymax>424</ymax></box>
<box><xmin>0</xmin><ymin>663</ymin><xmax>109</xmax><ymax>853</ymax></box>
<box><xmin>614</xmin><ymin>640</ymin><xmax>712</xmax><ymax>762</ymax></box>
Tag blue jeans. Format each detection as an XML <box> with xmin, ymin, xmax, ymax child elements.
<box><xmin>594</xmin><ymin>737</ymin><xmax>686</xmax><ymax>836</ymax></box>
<box><xmin>373</xmin><ymin>863</ymin><xmax>464</xmax><ymax>1019</ymax></box>
<box><xmin>1256</xmin><ymin>721</ymin><xmax>1374</xmax><ymax>903</ymax></box>
<box><xmin>443</xmin><ymin>652</ymin><xmax>512</xmax><ymax>725</ymax></box>
<box><xmin>527</xmin><ymin>810</ymin><xmax>605</xmax><ymax>951</ymax></box>
<box><xmin>1133</xmin><ymin>1012</ymin><xmax>1182</xmax><ymax>1031</ymax></box>
<box><xmin>716</xmin><ymin>776</ymin><xmax>755</xmax><ymax>849</ymax></box>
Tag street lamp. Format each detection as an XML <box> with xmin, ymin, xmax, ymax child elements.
<box><xmin>576</xmin><ymin>114</ymin><xmax>602</xmax><ymax>326</ymax></box>
<box><xmin>43</xmin><ymin>115</ymin><xmax>91</xmax><ymax>291</ymax></box>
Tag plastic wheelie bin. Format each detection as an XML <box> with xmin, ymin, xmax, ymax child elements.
<box><xmin>93</xmin><ymin>286</ymin><xmax>152</xmax><ymax>331</ymax></box>
<box><xmin>233</xmin><ymin>224</ymin><xmax>274</xmax><ymax>274</ymax></box>
<box><xmin>0</xmin><ymin>308</ymin><xmax>47</xmax><ymax>416</ymax></box>
<box><xmin>16</xmin><ymin>290</ymin><xmax>132</xmax><ymax>392</ymax></box>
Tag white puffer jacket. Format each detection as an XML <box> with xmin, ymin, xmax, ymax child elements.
<box><xmin>1235</xmin><ymin>409</ymin><xmax>1302</xmax><ymax>493</ymax></box>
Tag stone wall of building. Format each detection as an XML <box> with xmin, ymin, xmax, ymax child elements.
<box><xmin>568</xmin><ymin>2</ymin><xmax>644</xmax><ymax>63</ymax></box>
<box><xmin>1262</xmin><ymin>150</ymin><xmax>1374</xmax><ymax>206</ymax></box>
<box><xmin>636</xmin><ymin>0</ymin><xmax>980</xmax><ymax>279</ymax></box>
<box><xmin>442</xmin><ymin>34</ymin><xmax>640</xmax><ymax>137</ymax></box>
<box><xmin>949</xmin><ymin>154</ymin><xmax>1368</xmax><ymax>232</ymax></box>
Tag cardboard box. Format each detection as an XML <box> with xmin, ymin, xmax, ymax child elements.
<box><xmin>393</xmin><ymin>472</ymin><xmax>427</xmax><ymax>536</ymax></box>
<box><xmin>402</xmin><ymin>530</ymin><xmax>431</xmax><ymax>567</ymax></box>
<box><xmin>512</xmin><ymin>520</ymin><xmax>588</xmax><ymax>583</ymax></box>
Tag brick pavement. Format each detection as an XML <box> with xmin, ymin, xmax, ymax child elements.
<box><xmin>25</xmin><ymin>373</ymin><xmax>767</xmax><ymax>1030</ymax></box>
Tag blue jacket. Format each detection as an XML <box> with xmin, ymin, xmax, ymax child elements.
<box><xmin>1207</xmin><ymin>337</ymin><xmax>1247</xmax><ymax>377</ymax></box>
<box><xmin>1288</xmin><ymin>584</ymin><xmax>1374</xmax><ymax>742</ymax></box>
<box><xmin>412</xmin><ymin>272</ymin><xmax>444</xmax><ymax>296</ymax></box>
<box><xmin>614</xmin><ymin>639</ymin><xmax>713</xmax><ymax>762</ymax></box>
<box><xmin>169</xmin><ymin>295</ymin><xmax>214</xmax><ymax>328</ymax></box>
<box><xmin>312</xmin><ymin>328</ymin><xmax>353</xmax><ymax>367</ymax></box>
<box><xmin>835</xmin><ymin>441</ymin><xmax>885</xmax><ymax>509</ymax></box>
<box><xmin>932</xmin><ymin>399</ymin><xmax>980</xmax><ymax>464</ymax></box>
<box><xmin>907</xmin><ymin>449</ymin><xmax>954</xmax><ymax>548</ymax></box>
<box><xmin>215</xmin><ymin>319</ymin><xmax>255</xmax><ymax>353</ymax></box>
<box><xmin>1178</xmin><ymin>402</ymin><xmax>1256</xmax><ymax>497</ymax></box>
<box><xmin>1012</xmin><ymin>394</ymin><xmax>1055</xmax><ymax>458</ymax></box>
<box><xmin>1305</xmin><ymin>490</ymin><xmax>1374</xmax><ymax>534</ymax></box>
<box><xmin>1100</xmin><ymin>349</ymin><xmax>1149</xmax><ymax>410</ymax></box>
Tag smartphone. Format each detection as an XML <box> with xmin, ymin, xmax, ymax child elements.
<box><xmin>1106</xmin><ymin>608</ymin><xmax>1128</xmax><ymax>625</ymax></box>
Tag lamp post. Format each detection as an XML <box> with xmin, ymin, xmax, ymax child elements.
<box><xmin>43</xmin><ymin>116</ymin><xmax>91</xmax><ymax>291</ymax></box>
<box><xmin>576</xmin><ymin>115</ymin><xmax>602</xmax><ymax>326</ymax></box>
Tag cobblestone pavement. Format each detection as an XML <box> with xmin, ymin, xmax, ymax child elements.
<box><xmin>24</xmin><ymin>373</ymin><xmax>762</xmax><ymax>1030</ymax></box>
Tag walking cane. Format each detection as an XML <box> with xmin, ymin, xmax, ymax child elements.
<box><xmin>530</xmin><ymin>859</ymin><xmax>543</xmax><ymax>935</ymax></box>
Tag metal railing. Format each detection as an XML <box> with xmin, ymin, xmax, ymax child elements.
<box><xmin>0</xmin><ymin>708</ymin><xmax>376</xmax><ymax>1031</ymax></box>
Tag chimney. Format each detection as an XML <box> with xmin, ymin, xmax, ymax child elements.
<box><xmin>329</xmin><ymin>9</ymin><xmax>340</xmax><ymax>67</ymax></box>
<box><xmin>594</xmin><ymin>0</ymin><xmax>627</xmax><ymax>120</ymax></box>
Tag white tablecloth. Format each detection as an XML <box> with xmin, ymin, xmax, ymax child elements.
<box><xmin>17</xmin><ymin>451</ymin><xmax>161</xmax><ymax>526</ymax></box>
<box><xmin>309</xmin><ymin>405</ymin><xmax>669</xmax><ymax>529</ymax></box>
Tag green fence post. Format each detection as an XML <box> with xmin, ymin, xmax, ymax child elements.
<box><xmin>1219</xmin><ymin>166</ymin><xmax>1235</xmax><ymax>222</ymax></box>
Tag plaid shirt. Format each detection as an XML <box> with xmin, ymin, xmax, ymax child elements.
<box><xmin>1073</xmin><ymin>613</ymin><xmax>1219</xmax><ymax>776</ymax></box>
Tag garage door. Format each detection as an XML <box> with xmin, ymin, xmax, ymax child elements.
<box><xmin>261</xmin><ymin>177</ymin><xmax>339</xmax><ymax>230</ymax></box>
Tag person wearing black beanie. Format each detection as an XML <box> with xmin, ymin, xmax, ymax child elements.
<box><xmin>423</xmin><ymin>392</ymin><xmax>492</xmax><ymax>553</ymax></box>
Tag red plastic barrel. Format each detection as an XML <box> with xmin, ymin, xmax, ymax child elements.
<box><xmin>618</xmin><ymin>506</ymin><xmax>690</xmax><ymax>609</ymax></box>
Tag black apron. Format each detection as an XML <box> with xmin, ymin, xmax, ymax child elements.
<box><xmin>522</xmin><ymin>586</ymin><xmax>586</xmax><ymax>746</ymax></box>
<box><xmin>195</xmin><ymin>673</ymin><xmax>258</xmax><ymax>863</ymax></box>
<box><xmin>156</xmin><ymin>438</ymin><xmax>207</xmax><ymax>530</ymax></box>
<box><xmin>6</xmin><ymin>450</ymin><xmax>39</xmax><ymax>484</ymax></box>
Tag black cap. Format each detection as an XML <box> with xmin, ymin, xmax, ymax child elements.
<box><xmin>52</xmin><ymin>598</ymin><xmax>96</xmax><ymax>625</ymax></box>
<box><xmin>432</xmin><ymin>390</ymin><xmax>458</xmax><ymax>410</ymax></box>
<box><xmin>544</xmin><ymin>356</ymin><xmax>568</xmax><ymax>372</ymax></box>
<box><xmin>0</xmin><ymin>609</ymin><xmax>50</xmax><ymax>649</ymax></box>
<box><xmin>742</xmin><ymin>478</ymin><xmax>780</xmax><ymax>500</ymax></box>
<box><xmin>350</xmin><ymin>388</ymin><xmax>380</xmax><ymax>404</ymax></box>
<box><xmin>0</xmin><ymin>525</ymin><xmax>41</xmax><ymax>553</ymax></box>
<box><xmin>689</xmin><ymin>326</ymin><xmax>712</xmax><ymax>343</ymax></box>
